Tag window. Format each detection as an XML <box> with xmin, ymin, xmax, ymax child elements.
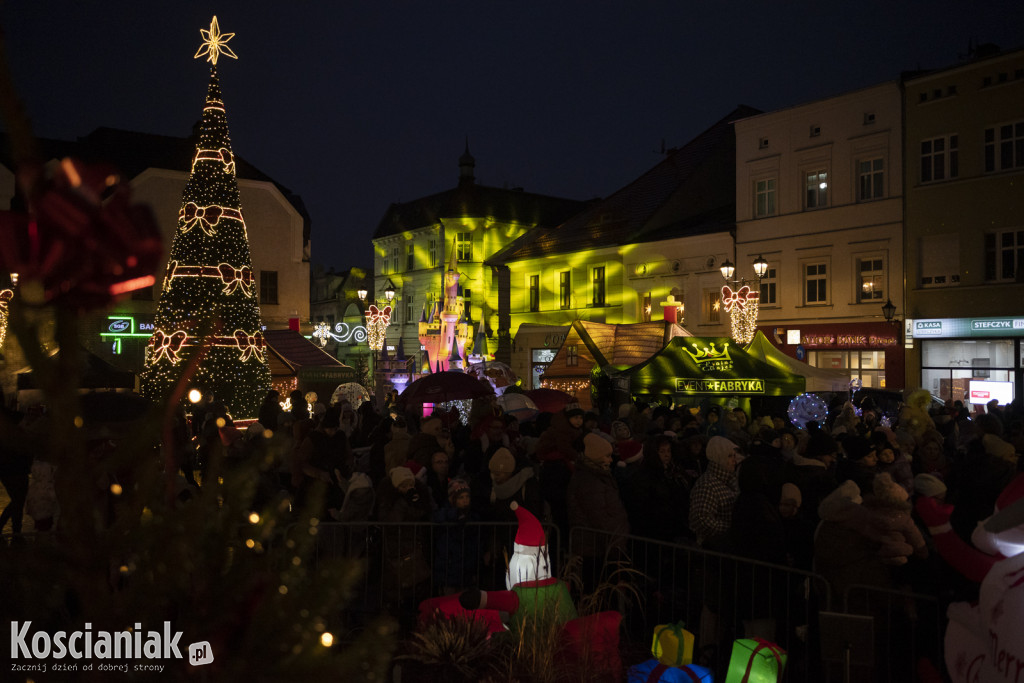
<box><xmin>407</xmin><ymin>295</ymin><xmax>414</xmax><ymax>324</ymax></box>
<box><xmin>920</xmin><ymin>135</ymin><xmax>958</xmax><ymax>182</ymax></box>
<box><xmin>259</xmin><ymin>271</ymin><xmax>278</xmax><ymax>305</ymax></box>
<box><xmin>591</xmin><ymin>266</ymin><xmax>605</xmax><ymax>306</ymax></box>
<box><xmin>642</xmin><ymin>292</ymin><xmax>652</xmax><ymax>323</ymax></box>
<box><xmin>566</xmin><ymin>344</ymin><xmax>578</xmax><ymax>367</ymax></box>
<box><xmin>804</xmin><ymin>170</ymin><xmax>828</xmax><ymax>209</ymax></box>
<box><xmin>390</xmin><ymin>247</ymin><xmax>399</xmax><ymax>274</ymax></box>
<box><xmin>805</xmin><ymin>263</ymin><xmax>827</xmax><ymax>304</ymax></box>
<box><xmin>754</xmin><ymin>178</ymin><xmax>776</xmax><ymax>218</ymax></box>
<box><xmin>807</xmin><ymin>350</ymin><xmax>886</xmax><ymax>389</ymax></box>
<box><xmin>759</xmin><ymin>265</ymin><xmax>778</xmax><ymax>305</ymax></box>
<box><xmin>857</xmin><ymin>158</ymin><xmax>884</xmax><ymax>201</ymax></box>
<box><xmin>455</xmin><ymin>232</ymin><xmax>472</xmax><ymax>261</ymax></box>
<box><xmin>559</xmin><ymin>271</ymin><xmax>571</xmax><ymax>309</ymax></box>
<box><xmin>406</xmin><ymin>243</ymin><xmax>415</xmax><ymax>271</ymax></box>
<box><xmin>428</xmin><ymin>239</ymin><xmax>437</xmax><ymax>268</ymax></box>
<box><xmin>858</xmin><ymin>257</ymin><xmax>884</xmax><ymax>301</ymax></box>
<box><xmin>984</xmin><ymin>230</ymin><xmax>1024</xmax><ymax>281</ymax></box>
<box><xmin>529</xmin><ymin>275</ymin><xmax>540</xmax><ymax>312</ymax></box>
<box><xmin>704</xmin><ymin>290</ymin><xmax>721</xmax><ymax>324</ymax></box>
<box><xmin>984</xmin><ymin>121</ymin><xmax>1024</xmax><ymax>172</ymax></box>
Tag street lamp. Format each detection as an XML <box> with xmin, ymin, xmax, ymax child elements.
<box><xmin>720</xmin><ymin>255</ymin><xmax>769</xmax><ymax>344</ymax></box>
<box><xmin>881</xmin><ymin>298</ymin><xmax>898</xmax><ymax>324</ymax></box>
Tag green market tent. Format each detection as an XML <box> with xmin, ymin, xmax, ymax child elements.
<box><xmin>618</xmin><ymin>336</ymin><xmax>806</xmax><ymax>400</ymax></box>
<box><xmin>745</xmin><ymin>330</ymin><xmax>850</xmax><ymax>392</ymax></box>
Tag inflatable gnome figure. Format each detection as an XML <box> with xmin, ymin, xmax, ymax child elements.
<box><xmin>917</xmin><ymin>473</ymin><xmax>1024</xmax><ymax>683</ymax></box>
<box><xmin>460</xmin><ymin>501</ymin><xmax>577</xmax><ymax>633</ymax></box>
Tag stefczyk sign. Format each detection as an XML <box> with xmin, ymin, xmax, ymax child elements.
<box><xmin>909</xmin><ymin>317</ymin><xmax>1024</xmax><ymax>339</ymax></box>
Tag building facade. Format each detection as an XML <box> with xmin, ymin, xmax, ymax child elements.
<box><xmin>903</xmin><ymin>48</ymin><xmax>1024</xmax><ymax>406</ymax></box>
<box><xmin>734</xmin><ymin>82</ymin><xmax>906</xmax><ymax>390</ymax></box>
<box><xmin>369</xmin><ymin>148</ymin><xmax>587</xmax><ymax>376</ymax></box>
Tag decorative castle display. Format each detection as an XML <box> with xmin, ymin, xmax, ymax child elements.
<box><xmin>417</xmin><ymin>245</ymin><xmax>471</xmax><ymax>373</ymax></box>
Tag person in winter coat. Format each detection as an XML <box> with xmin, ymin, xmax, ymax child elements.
<box><xmin>567</xmin><ymin>433</ymin><xmax>630</xmax><ymax>589</ymax></box>
<box><xmin>432</xmin><ymin>478</ymin><xmax>481</xmax><ymax>593</ymax></box>
<box><xmin>535</xmin><ymin>408</ymin><xmax>583</xmax><ymax>546</ymax></box>
<box><xmin>627</xmin><ymin>436</ymin><xmax>691</xmax><ymax>542</ymax></box>
<box><xmin>376</xmin><ymin>466</ymin><xmax>433</xmax><ymax>594</ymax></box>
<box><xmin>257</xmin><ymin>390</ymin><xmax>282</xmax><ymax>432</ymax></box>
<box><xmin>688</xmin><ymin>436</ymin><xmax>741</xmax><ymax>550</ymax></box>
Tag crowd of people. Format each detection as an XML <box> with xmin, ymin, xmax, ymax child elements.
<box><xmin>3</xmin><ymin>386</ymin><xmax>1023</xmax><ymax>622</ymax></box>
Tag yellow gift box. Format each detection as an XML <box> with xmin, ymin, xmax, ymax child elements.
<box><xmin>651</xmin><ymin>621</ymin><xmax>694</xmax><ymax>666</ymax></box>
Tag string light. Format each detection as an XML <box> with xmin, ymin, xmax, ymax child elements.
<box><xmin>140</xmin><ymin>22</ymin><xmax>269</xmax><ymax>419</ymax></box>
<box><xmin>721</xmin><ymin>284</ymin><xmax>760</xmax><ymax>344</ymax></box>
<box><xmin>0</xmin><ymin>289</ymin><xmax>12</xmax><ymax>350</ymax></box>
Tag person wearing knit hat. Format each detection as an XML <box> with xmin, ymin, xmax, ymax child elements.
<box><xmin>389</xmin><ymin>466</ymin><xmax>415</xmax><ymax>492</ymax></box>
<box><xmin>447</xmin><ymin>478</ymin><xmax>471</xmax><ymax>508</ymax></box>
<box><xmin>688</xmin><ymin>436</ymin><xmax>740</xmax><ymax>548</ymax></box>
<box><xmin>582</xmin><ymin>432</ymin><xmax>614</xmax><ymax>469</ymax></box>
<box><xmin>469</xmin><ymin>446</ymin><xmax>543</xmax><ymax>528</ymax></box>
<box><xmin>913</xmin><ymin>473</ymin><xmax>947</xmax><ymax>501</ymax></box>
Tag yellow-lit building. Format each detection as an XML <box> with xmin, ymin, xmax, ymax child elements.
<box><xmin>487</xmin><ymin>107</ymin><xmax>758</xmax><ymax>391</ymax></box>
<box><xmin>369</xmin><ymin>147</ymin><xmax>588</xmax><ymax>374</ymax></box>
<box><xmin>903</xmin><ymin>47</ymin><xmax>1024</xmax><ymax>405</ymax></box>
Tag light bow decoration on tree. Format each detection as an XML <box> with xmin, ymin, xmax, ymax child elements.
<box><xmin>721</xmin><ymin>284</ymin><xmax>760</xmax><ymax>344</ymax></box>
<box><xmin>365</xmin><ymin>304</ymin><xmax>392</xmax><ymax>354</ymax></box>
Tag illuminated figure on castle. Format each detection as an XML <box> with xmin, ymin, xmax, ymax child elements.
<box><xmin>418</xmin><ymin>245</ymin><xmax>471</xmax><ymax>373</ymax></box>
<box><xmin>140</xmin><ymin>17</ymin><xmax>270</xmax><ymax>419</ymax></box>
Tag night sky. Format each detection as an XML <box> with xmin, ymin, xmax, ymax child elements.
<box><xmin>3</xmin><ymin>2</ymin><xmax>1022</xmax><ymax>271</ymax></box>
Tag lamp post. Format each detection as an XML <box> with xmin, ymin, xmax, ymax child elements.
<box><xmin>719</xmin><ymin>254</ymin><xmax>769</xmax><ymax>344</ymax></box>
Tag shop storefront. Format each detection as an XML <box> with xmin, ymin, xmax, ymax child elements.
<box><xmin>906</xmin><ymin>316</ymin><xmax>1024</xmax><ymax>407</ymax></box>
<box><xmin>511</xmin><ymin>324</ymin><xmax>570</xmax><ymax>390</ymax></box>
<box><xmin>756</xmin><ymin>322</ymin><xmax>903</xmax><ymax>391</ymax></box>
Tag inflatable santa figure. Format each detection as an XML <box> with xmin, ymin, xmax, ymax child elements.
<box><xmin>918</xmin><ymin>473</ymin><xmax>1024</xmax><ymax>683</ymax></box>
<box><xmin>460</xmin><ymin>501</ymin><xmax>577</xmax><ymax>632</ymax></box>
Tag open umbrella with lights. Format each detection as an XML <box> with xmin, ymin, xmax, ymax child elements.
<box><xmin>400</xmin><ymin>371</ymin><xmax>495</xmax><ymax>405</ymax></box>
<box><xmin>497</xmin><ymin>392</ymin><xmax>539</xmax><ymax>422</ymax></box>
<box><xmin>465</xmin><ymin>360</ymin><xmax>517</xmax><ymax>394</ymax></box>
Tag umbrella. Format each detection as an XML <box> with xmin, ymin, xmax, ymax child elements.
<box><xmin>400</xmin><ymin>371</ymin><xmax>495</xmax><ymax>405</ymax></box>
<box><xmin>331</xmin><ymin>382</ymin><xmax>371</xmax><ymax>408</ymax></box>
<box><xmin>525</xmin><ymin>388</ymin><xmax>577</xmax><ymax>413</ymax></box>
<box><xmin>497</xmin><ymin>392</ymin><xmax>539</xmax><ymax>422</ymax></box>
<box><xmin>465</xmin><ymin>360</ymin><xmax>517</xmax><ymax>393</ymax></box>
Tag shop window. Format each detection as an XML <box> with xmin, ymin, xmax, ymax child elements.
<box><xmin>807</xmin><ymin>350</ymin><xmax>886</xmax><ymax>388</ymax></box>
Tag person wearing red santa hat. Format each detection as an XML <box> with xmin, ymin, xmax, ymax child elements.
<box><xmin>918</xmin><ymin>473</ymin><xmax>1024</xmax><ymax>683</ymax></box>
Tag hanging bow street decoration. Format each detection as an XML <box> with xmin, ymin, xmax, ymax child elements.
<box><xmin>366</xmin><ymin>304</ymin><xmax>392</xmax><ymax>326</ymax></box>
<box><xmin>149</xmin><ymin>330</ymin><xmax>189</xmax><ymax>364</ymax></box>
<box><xmin>233</xmin><ymin>329</ymin><xmax>266</xmax><ymax>362</ymax></box>
<box><xmin>721</xmin><ymin>285</ymin><xmax>757</xmax><ymax>311</ymax></box>
<box><xmin>217</xmin><ymin>263</ymin><xmax>253</xmax><ymax>296</ymax></box>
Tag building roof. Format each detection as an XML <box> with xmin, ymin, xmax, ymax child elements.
<box><xmin>372</xmin><ymin>173</ymin><xmax>591</xmax><ymax>240</ymax></box>
<box><xmin>0</xmin><ymin>127</ymin><xmax>312</xmax><ymax>245</ymax></box>
<box><xmin>488</xmin><ymin>105</ymin><xmax>760</xmax><ymax>263</ymax></box>
<box><xmin>542</xmin><ymin>320</ymin><xmax>687</xmax><ymax>380</ymax></box>
<box><xmin>264</xmin><ymin>329</ymin><xmax>350</xmax><ymax>373</ymax></box>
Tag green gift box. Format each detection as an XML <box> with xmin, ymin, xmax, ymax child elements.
<box><xmin>651</xmin><ymin>621</ymin><xmax>694</xmax><ymax>666</ymax></box>
<box><xmin>725</xmin><ymin>638</ymin><xmax>787</xmax><ymax>683</ymax></box>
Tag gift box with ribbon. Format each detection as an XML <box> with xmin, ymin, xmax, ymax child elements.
<box><xmin>651</xmin><ymin>621</ymin><xmax>695</xmax><ymax>666</ymax></box>
<box><xmin>628</xmin><ymin>658</ymin><xmax>715</xmax><ymax>683</ymax></box>
<box><xmin>724</xmin><ymin>638</ymin><xmax>787</xmax><ymax>683</ymax></box>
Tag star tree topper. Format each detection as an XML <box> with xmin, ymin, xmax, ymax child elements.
<box><xmin>194</xmin><ymin>16</ymin><xmax>237</xmax><ymax>65</ymax></box>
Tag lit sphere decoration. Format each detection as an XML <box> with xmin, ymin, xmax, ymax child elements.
<box><xmin>787</xmin><ymin>393</ymin><xmax>828</xmax><ymax>429</ymax></box>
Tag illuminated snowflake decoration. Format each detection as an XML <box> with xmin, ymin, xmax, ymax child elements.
<box><xmin>194</xmin><ymin>16</ymin><xmax>238</xmax><ymax>66</ymax></box>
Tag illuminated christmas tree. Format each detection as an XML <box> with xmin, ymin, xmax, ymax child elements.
<box><xmin>141</xmin><ymin>17</ymin><xmax>270</xmax><ymax>419</ymax></box>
